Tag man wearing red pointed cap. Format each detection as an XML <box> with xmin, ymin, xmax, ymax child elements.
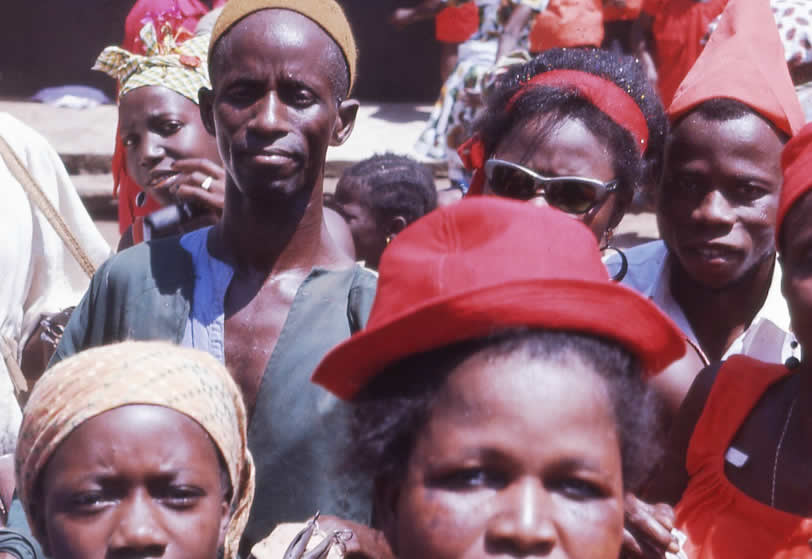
<box><xmin>51</xmin><ymin>0</ymin><xmax>382</xmax><ymax>554</ymax></box>
<box><xmin>644</xmin><ymin>123</ymin><xmax>812</xmax><ymax>559</ymax></box>
<box><xmin>608</xmin><ymin>0</ymin><xmax>805</xmax><ymax>404</ymax></box>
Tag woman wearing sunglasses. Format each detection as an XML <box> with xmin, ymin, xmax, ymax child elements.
<box><xmin>459</xmin><ymin>47</ymin><xmax>667</xmax><ymax>250</ymax></box>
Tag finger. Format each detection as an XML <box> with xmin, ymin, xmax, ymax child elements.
<box><xmin>626</xmin><ymin>509</ymin><xmax>675</xmax><ymax>550</ymax></box>
<box><xmin>622</xmin><ymin>528</ymin><xmax>643</xmax><ymax>556</ymax></box>
<box><xmin>653</xmin><ymin>503</ymin><xmax>675</xmax><ymax>528</ymax></box>
<box><xmin>175</xmin><ymin>184</ymin><xmax>225</xmax><ymax>211</ymax></box>
<box><xmin>302</xmin><ymin>532</ymin><xmax>336</xmax><ymax>559</ymax></box>
<box><xmin>283</xmin><ymin>516</ymin><xmax>318</xmax><ymax>559</ymax></box>
<box><xmin>172</xmin><ymin>158</ymin><xmax>226</xmax><ymax>179</ymax></box>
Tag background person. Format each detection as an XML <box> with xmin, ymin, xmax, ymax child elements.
<box><xmin>610</xmin><ymin>0</ymin><xmax>806</xmax><ymax>413</ymax></box>
<box><xmin>327</xmin><ymin>153</ymin><xmax>437</xmax><ymax>269</ymax></box>
<box><xmin>644</xmin><ymin>121</ymin><xmax>812</xmax><ymax>559</ymax></box>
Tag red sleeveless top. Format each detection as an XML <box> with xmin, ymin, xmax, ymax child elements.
<box><xmin>675</xmin><ymin>355</ymin><xmax>812</xmax><ymax>558</ymax></box>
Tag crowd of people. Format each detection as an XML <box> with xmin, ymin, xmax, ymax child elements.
<box><xmin>1</xmin><ymin>0</ymin><xmax>811</xmax><ymax>558</ymax></box>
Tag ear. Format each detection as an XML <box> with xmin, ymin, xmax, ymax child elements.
<box><xmin>386</xmin><ymin>215</ymin><xmax>408</xmax><ymax>238</ymax></box>
<box><xmin>199</xmin><ymin>87</ymin><xmax>217</xmax><ymax>136</ymax></box>
<box><xmin>331</xmin><ymin>99</ymin><xmax>360</xmax><ymax>147</ymax></box>
<box><xmin>373</xmin><ymin>477</ymin><xmax>400</xmax><ymax>554</ymax></box>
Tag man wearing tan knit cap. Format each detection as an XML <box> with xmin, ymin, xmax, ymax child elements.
<box><xmin>53</xmin><ymin>1</ymin><xmax>381</xmax><ymax>555</ymax></box>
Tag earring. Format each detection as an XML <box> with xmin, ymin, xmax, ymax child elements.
<box><xmin>601</xmin><ymin>229</ymin><xmax>628</xmax><ymax>282</ymax></box>
<box><xmin>386</xmin><ymin>235</ymin><xmax>393</xmax><ymax>246</ymax></box>
<box><xmin>135</xmin><ymin>191</ymin><xmax>146</xmax><ymax>208</ymax></box>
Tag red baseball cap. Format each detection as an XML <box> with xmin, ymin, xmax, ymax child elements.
<box><xmin>313</xmin><ymin>198</ymin><xmax>686</xmax><ymax>400</ymax></box>
<box><xmin>776</xmin><ymin>122</ymin><xmax>812</xmax><ymax>244</ymax></box>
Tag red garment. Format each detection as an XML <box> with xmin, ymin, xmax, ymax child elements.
<box><xmin>529</xmin><ymin>0</ymin><xmax>604</xmax><ymax>52</ymax></box>
<box><xmin>675</xmin><ymin>355</ymin><xmax>812</xmax><ymax>558</ymax></box>
<box><xmin>435</xmin><ymin>2</ymin><xmax>480</xmax><ymax>43</ymax></box>
<box><xmin>642</xmin><ymin>0</ymin><xmax>728</xmax><ymax>107</ymax></box>
<box><xmin>603</xmin><ymin>0</ymin><xmax>642</xmax><ymax>22</ymax></box>
<box><xmin>312</xmin><ymin>198</ymin><xmax>686</xmax><ymax>399</ymax></box>
<box><xmin>123</xmin><ymin>0</ymin><xmax>226</xmax><ymax>53</ymax></box>
<box><xmin>776</xmin><ymin>122</ymin><xmax>812</xmax><ymax>240</ymax></box>
<box><xmin>667</xmin><ymin>0</ymin><xmax>804</xmax><ymax>137</ymax></box>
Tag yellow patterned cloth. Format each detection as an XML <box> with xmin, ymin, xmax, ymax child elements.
<box><xmin>15</xmin><ymin>341</ymin><xmax>255</xmax><ymax>559</ymax></box>
<box><xmin>94</xmin><ymin>22</ymin><xmax>211</xmax><ymax>104</ymax></box>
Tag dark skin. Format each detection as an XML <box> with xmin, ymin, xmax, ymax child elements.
<box><xmin>646</xmin><ymin>192</ymin><xmax>812</xmax><ymax>514</ymax></box>
<box><xmin>198</xmin><ymin>9</ymin><xmax>359</xmax><ymax>416</ymax></box>
<box><xmin>657</xmin><ymin>110</ymin><xmax>785</xmax><ymax>362</ymax></box>
<box><xmin>117</xmin><ymin>85</ymin><xmax>227</xmax><ymax>250</ymax></box>
<box><xmin>32</xmin><ymin>405</ymin><xmax>231</xmax><ymax>559</ymax></box>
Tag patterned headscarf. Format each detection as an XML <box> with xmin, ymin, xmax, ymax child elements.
<box><xmin>94</xmin><ymin>21</ymin><xmax>211</xmax><ymax>104</ymax></box>
<box><xmin>15</xmin><ymin>341</ymin><xmax>255</xmax><ymax>559</ymax></box>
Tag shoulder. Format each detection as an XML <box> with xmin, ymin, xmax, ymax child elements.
<box><xmin>96</xmin><ymin>236</ymin><xmax>195</xmax><ymax>292</ymax></box>
<box><xmin>607</xmin><ymin>240</ymin><xmax>668</xmax><ymax>292</ymax></box>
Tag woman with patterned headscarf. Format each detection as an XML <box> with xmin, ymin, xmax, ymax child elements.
<box><xmin>14</xmin><ymin>340</ymin><xmax>254</xmax><ymax>559</ymax></box>
<box><xmin>95</xmin><ymin>21</ymin><xmax>226</xmax><ymax>249</ymax></box>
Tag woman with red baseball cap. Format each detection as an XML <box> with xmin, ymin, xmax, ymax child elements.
<box><xmin>312</xmin><ymin>197</ymin><xmax>687</xmax><ymax>559</ymax></box>
<box><xmin>644</xmin><ymin>123</ymin><xmax>812</xmax><ymax>558</ymax></box>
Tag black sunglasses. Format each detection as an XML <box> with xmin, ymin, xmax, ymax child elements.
<box><xmin>484</xmin><ymin>159</ymin><xmax>619</xmax><ymax>215</ymax></box>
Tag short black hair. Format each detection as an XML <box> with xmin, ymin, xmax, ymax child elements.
<box><xmin>349</xmin><ymin>328</ymin><xmax>661</xmax><ymax>494</ymax></box>
<box><xmin>677</xmin><ymin>98</ymin><xmax>790</xmax><ymax>143</ymax></box>
<box><xmin>342</xmin><ymin>153</ymin><xmax>438</xmax><ymax>225</ymax></box>
<box><xmin>475</xmin><ymin>48</ymin><xmax>668</xmax><ymax>213</ymax></box>
<box><xmin>208</xmin><ymin>12</ymin><xmax>350</xmax><ymax>103</ymax></box>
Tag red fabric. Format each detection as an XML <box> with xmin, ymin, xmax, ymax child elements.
<box><xmin>529</xmin><ymin>0</ymin><xmax>604</xmax><ymax>51</ymax></box>
<box><xmin>603</xmin><ymin>0</ymin><xmax>642</xmax><ymax>22</ymax></box>
<box><xmin>508</xmin><ymin>70</ymin><xmax>649</xmax><ymax>153</ymax></box>
<box><xmin>435</xmin><ymin>2</ymin><xmax>480</xmax><ymax>44</ymax></box>
<box><xmin>675</xmin><ymin>355</ymin><xmax>812</xmax><ymax>558</ymax></box>
<box><xmin>457</xmin><ymin>134</ymin><xmax>487</xmax><ymax>195</ymax></box>
<box><xmin>645</xmin><ymin>0</ymin><xmax>728</xmax><ymax>107</ymax></box>
<box><xmin>667</xmin><ymin>0</ymin><xmax>805</xmax><ymax>137</ymax></box>
<box><xmin>312</xmin><ymin>198</ymin><xmax>686</xmax><ymax>399</ymax></box>
<box><xmin>776</xmin><ymin>122</ymin><xmax>812</xmax><ymax>242</ymax></box>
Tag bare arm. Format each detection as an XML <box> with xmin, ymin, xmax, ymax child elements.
<box><xmin>643</xmin><ymin>362</ymin><xmax>722</xmax><ymax>506</ymax></box>
<box><xmin>497</xmin><ymin>5</ymin><xmax>534</xmax><ymax>59</ymax></box>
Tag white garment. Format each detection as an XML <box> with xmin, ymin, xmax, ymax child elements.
<box><xmin>0</xmin><ymin>112</ymin><xmax>112</xmax><ymax>453</ymax></box>
<box><xmin>606</xmin><ymin>240</ymin><xmax>798</xmax><ymax>365</ymax></box>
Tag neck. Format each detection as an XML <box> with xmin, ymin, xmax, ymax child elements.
<box><xmin>211</xmin><ymin>175</ymin><xmax>351</xmax><ymax>277</ymax></box>
<box><xmin>670</xmin><ymin>253</ymin><xmax>775</xmax><ymax>361</ymax></box>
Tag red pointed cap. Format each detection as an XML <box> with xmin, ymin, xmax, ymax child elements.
<box><xmin>777</xmin><ymin>122</ymin><xmax>812</xmax><ymax>244</ymax></box>
<box><xmin>667</xmin><ymin>0</ymin><xmax>805</xmax><ymax>136</ymax></box>
<box><xmin>312</xmin><ymin>198</ymin><xmax>686</xmax><ymax>400</ymax></box>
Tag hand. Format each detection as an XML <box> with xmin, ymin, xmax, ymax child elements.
<box><xmin>318</xmin><ymin>515</ymin><xmax>394</xmax><ymax>559</ymax></box>
<box><xmin>622</xmin><ymin>494</ymin><xmax>680</xmax><ymax>558</ymax></box>
<box><xmin>152</xmin><ymin>158</ymin><xmax>226</xmax><ymax>214</ymax></box>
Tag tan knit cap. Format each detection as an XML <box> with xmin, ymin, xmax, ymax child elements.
<box><xmin>210</xmin><ymin>0</ymin><xmax>357</xmax><ymax>93</ymax></box>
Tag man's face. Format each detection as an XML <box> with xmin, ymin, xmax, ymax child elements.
<box><xmin>201</xmin><ymin>10</ymin><xmax>354</xmax><ymax>206</ymax></box>
<box><xmin>657</xmin><ymin>111</ymin><xmax>784</xmax><ymax>289</ymax></box>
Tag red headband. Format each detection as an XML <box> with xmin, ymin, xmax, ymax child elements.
<box><xmin>459</xmin><ymin>69</ymin><xmax>649</xmax><ymax>195</ymax></box>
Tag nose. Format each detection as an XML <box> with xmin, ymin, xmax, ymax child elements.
<box><xmin>252</xmin><ymin>91</ymin><xmax>289</xmax><ymax>136</ymax></box>
<box><xmin>693</xmin><ymin>188</ymin><xmax>736</xmax><ymax>225</ymax></box>
<box><xmin>485</xmin><ymin>477</ymin><xmax>557</xmax><ymax>556</ymax></box>
<box><xmin>528</xmin><ymin>194</ymin><xmax>551</xmax><ymax>209</ymax></box>
<box><xmin>139</xmin><ymin>131</ymin><xmax>165</xmax><ymax>169</ymax></box>
<box><xmin>108</xmin><ymin>490</ymin><xmax>169</xmax><ymax>556</ymax></box>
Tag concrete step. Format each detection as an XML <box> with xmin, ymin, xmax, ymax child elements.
<box><xmin>1</xmin><ymin>100</ymin><xmax>447</xmax><ymax>177</ymax></box>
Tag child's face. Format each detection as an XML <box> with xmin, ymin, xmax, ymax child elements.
<box><xmin>119</xmin><ymin>85</ymin><xmax>221</xmax><ymax>205</ymax></box>
<box><xmin>382</xmin><ymin>349</ymin><xmax>625</xmax><ymax>559</ymax></box>
<box><xmin>332</xmin><ymin>176</ymin><xmax>386</xmax><ymax>267</ymax></box>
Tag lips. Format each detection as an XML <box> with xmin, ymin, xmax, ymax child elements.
<box><xmin>683</xmin><ymin>242</ymin><xmax>742</xmax><ymax>263</ymax></box>
<box><xmin>240</xmin><ymin>147</ymin><xmax>302</xmax><ymax>176</ymax></box>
